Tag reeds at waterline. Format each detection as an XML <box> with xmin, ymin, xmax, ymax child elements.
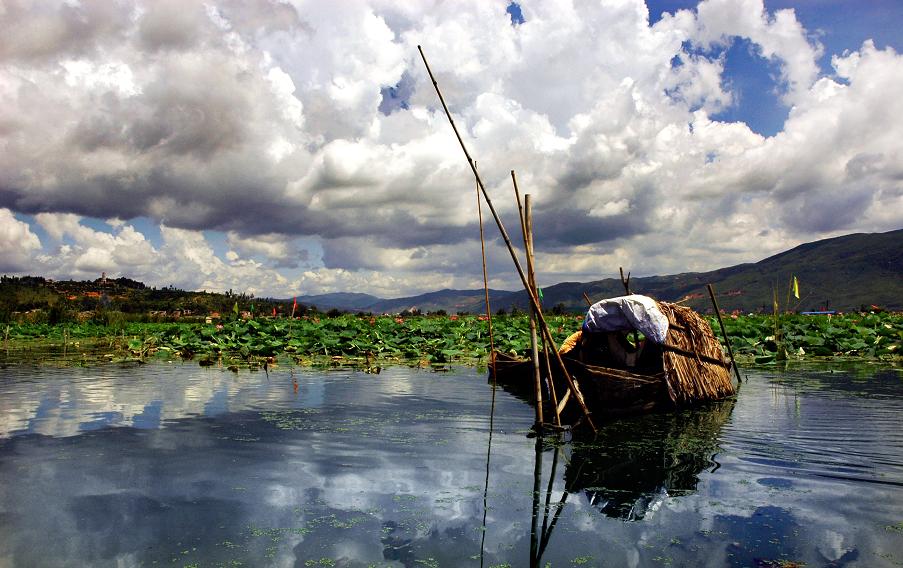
<box><xmin>770</xmin><ymin>274</ymin><xmax>803</xmax><ymax>361</ymax></box>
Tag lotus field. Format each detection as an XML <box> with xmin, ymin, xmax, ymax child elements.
<box><xmin>715</xmin><ymin>311</ymin><xmax>902</xmax><ymax>362</ymax></box>
<box><xmin>3</xmin><ymin>310</ymin><xmax>901</xmax><ymax>367</ymax></box>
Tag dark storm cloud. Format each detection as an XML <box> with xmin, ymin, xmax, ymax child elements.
<box><xmin>779</xmin><ymin>185</ymin><xmax>876</xmax><ymax>234</ymax></box>
<box><xmin>137</xmin><ymin>0</ymin><xmax>206</xmax><ymax>52</ymax></box>
<box><xmin>0</xmin><ymin>0</ymin><xmax>130</xmax><ymax>62</ymax></box>
<box><xmin>534</xmin><ymin>207</ymin><xmax>649</xmax><ymax>249</ymax></box>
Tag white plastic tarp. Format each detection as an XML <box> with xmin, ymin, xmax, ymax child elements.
<box><xmin>582</xmin><ymin>294</ymin><xmax>669</xmax><ymax>344</ymax></box>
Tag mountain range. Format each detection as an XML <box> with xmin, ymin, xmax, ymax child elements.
<box><xmin>297</xmin><ymin>229</ymin><xmax>903</xmax><ymax>314</ymax></box>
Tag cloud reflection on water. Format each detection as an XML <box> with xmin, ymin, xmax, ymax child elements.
<box><xmin>0</xmin><ymin>364</ymin><xmax>901</xmax><ymax>566</ymax></box>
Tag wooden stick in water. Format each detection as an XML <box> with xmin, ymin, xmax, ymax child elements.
<box><xmin>513</xmin><ymin>175</ymin><xmax>543</xmax><ymax>426</ymax></box>
<box><xmin>706</xmin><ymin>283</ymin><xmax>742</xmax><ymax>384</ymax></box>
<box><xmin>526</xmin><ymin>195</ymin><xmax>560</xmax><ymax>427</ymax></box>
<box><xmin>478</xmin><ymin>162</ymin><xmax>499</xmax><ymax>564</ymax></box>
<box><xmin>418</xmin><ymin>45</ymin><xmax>596</xmax><ymax>431</ymax></box>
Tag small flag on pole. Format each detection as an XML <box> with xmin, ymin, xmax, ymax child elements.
<box><xmin>272</xmin><ymin>307</ymin><xmax>277</xmax><ymax>317</ymax></box>
<box><xmin>291</xmin><ymin>296</ymin><xmax>297</xmax><ymax>319</ymax></box>
<box><xmin>792</xmin><ymin>276</ymin><xmax>800</xmax><ymax>299</ymax></box>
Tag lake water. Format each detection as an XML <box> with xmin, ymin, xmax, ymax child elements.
<box><xmin>0</xmin><ymin>360</ymin><xmax>901</xmax><ymax>567</ymax></box>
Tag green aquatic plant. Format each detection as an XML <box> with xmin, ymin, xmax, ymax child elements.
<box><xmin>708</xmin><ymin>311</ymin><xmax>901</xmax><ymax>362</ymax></box>
<box><xmin>1</xmin><ymin>311</ymin><xmax>899</xmax><ymax>368</ymax></box>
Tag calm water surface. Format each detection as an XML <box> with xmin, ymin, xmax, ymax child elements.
<box><xmin>0</xmin><ymin>361</ymin><xmax>901</xmax><ymax>567</ymax></box>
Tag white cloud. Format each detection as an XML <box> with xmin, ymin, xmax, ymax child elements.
<box><xmin>0</xmin><ymin>1</ymin><xmax>900</xmax><ymax>295</ymax></box>
<box><xmin>0</xmin><ymin>209</ymin><xmax>41</xmax><ymax>272</ymax></box>
<box><xmin>226</xmin><ymin>231</ymin><xmax>307</xmax><ymax>268</ymax></box>
<box><xmin>32</xmin><ymin>213</ymin><xmax>158</xmax><ymax>278</ymax></box>
<box><xmin>689</xmin><ymin>0</ymin><xmax>822</xmax><ymax>103</ymax></box>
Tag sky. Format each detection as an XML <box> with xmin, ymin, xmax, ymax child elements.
<box><xmin>0</xmin><ymin>0</ymin><xmax>901</xmax><ymax>299</ymax></box>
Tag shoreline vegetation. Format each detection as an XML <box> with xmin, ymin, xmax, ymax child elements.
<box><xmin>2</xmin><ymin>311</ymin><xmax>900</xmax><ymax>369</ymax></box>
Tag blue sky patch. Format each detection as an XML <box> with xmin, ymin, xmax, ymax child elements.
<box><xmin>379</xmin><ymin>71</ymin><xmax>414</xmax><ymax>115</ymax></box>
<box><xmin>711</xmin><ymin>37</ymin><xmax>788</xmax><ymax>137</ymax></box>
<box><xmin>507</xmin><ymin>2</ymin><xmax>525</xmax><ymax>26</ymax></box>
<box><xmin>647</xmin><ymin>0</ymin><xmax>903</xmax><ymax>136</ymax></box>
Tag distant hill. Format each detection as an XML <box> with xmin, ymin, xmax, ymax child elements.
<box><xmin>294</xmin><ymin>292</ymin><xmax>381</xmax><ymax>312</ymax></box>
<box><xmin>296</xmin><ymin>288</ymin><xmax>513</xmax><ymax>315</ymax></box>
<box><xmin>0</xmin><ymin>275</ymin><xmax>287</xmax><ymax>322</ymax></box>
<box><xmin>497</xmin><ymin>229</ymin><xmax>903</xmax><ymax>313</ymax></box>
<box><xmin>367</xmin><ymin>289</ymin><xmax>514</xmax><ymax>314</ymax></box>
<box><xmin>305</xmin><ymin>229</ymin><xmax>902</xmax><ymax>314</ymax></box>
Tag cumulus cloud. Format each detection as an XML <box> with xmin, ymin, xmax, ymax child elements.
<box><xmin>689</xmin><ymin>0</ymin><xmax>822</xmax><ymax>103</ymax></box>
<box><xmin>226</xmin><ymin>231</ymin><xmax>308</xmax><ymax>268</ymax></box>
<box><xmin>0</xmin><ymin>0</ymin><xmax>900</xmax><ymax>295</ymax></box>
<box><xmin>34</xmin><ymin>213</ymin><xmax>158</xmax><ymax>275</ymax></box>
<box><xmin>0</xmin><ymin>209</ymin><xmax>41</xmax><ymax>272</ymax></box>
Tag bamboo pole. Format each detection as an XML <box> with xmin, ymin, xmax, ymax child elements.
<box><xmin>512</xmin><ymin>173</ymin><xmax>543</xmax><ymax>426</ymax></box>
<box><xmin>418</xmin><ymin>45</ymin><xmax>596</xmax><ymax>431</ymax></box>
<box><xmin>706</xmin><ymin>284</ymin><xmax>742</xmax><ymax>384</ymax></box>
<box><xmin>660</xmin><ymin>342</ymin><xmax>733</xmax><ymax>368</ymax></box>
<box><xmin>526</xmin><ymin>195</ymin><xmax>561</xmax><ymax>426</ymax></box>
<box><xmin>542</xmin><ymin>342</ymin><xmax>560</xmax><ymax>426</ymax></box>
<box><xmin>475</xmin><ymin>162</ymin><xmax>497</xmax><ymax>380</ymax></box>
<box><xmin>513</xmin><ymin>173</ymin><xmax>561</xmax><ymax>429</ymax></box>
<box><xmin>512</xmin><ymin>171</ymin><xmax>529</xmax><ymax>254</ymax></box>
<box><xmin>476</xmin><ymin>163</ymin><xmax>499</xmax><ymax>568</ymax></box>
<box><xmin>525</xmin><ymin>200</ymin><xmax>543</xmax><ymax>426</ymax></box>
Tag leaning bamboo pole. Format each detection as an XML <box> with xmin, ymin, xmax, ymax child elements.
<box><xmin>418</xmin><ymin>45</ymin><xmax>596</xmax><ymax>431</ymax></box>
<box><xmin>706</xmin><ymin>284</ymin><xmax>742</xmax><ymax>384</ymax></box>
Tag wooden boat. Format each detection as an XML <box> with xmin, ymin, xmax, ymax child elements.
<box><xmin>489</xmin><ymin>300</ymin><xmax>737</xmax><ymax>421</ymax></box>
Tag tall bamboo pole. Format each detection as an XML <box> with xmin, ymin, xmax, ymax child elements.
<box><xmin>475</xmin><ymin>162</ymin><xmax>497</xmax><ymax>379</ymax></box>
<box><xmin>526</xmin><ymin>195</ymin><xmax>561</xmax><ymax>426</ymax></box>
<box><xmin>511</xmin><ymin>171</ymin><xmax>528</xmax><ymax>250</ymax></box>
<box><xmin>476</xmin><ymin>161</ymin><xmax>498</xmax><ymax>567</ymax></box>
<box><xmin>418</xmin><ymin>45</ymin><xmax>595</xmax><ymax>431</ymax></box>
<box><xmin>512</xmin><ymin>174</ymin><xmax>543</xmax><ymax>426</ymax></box>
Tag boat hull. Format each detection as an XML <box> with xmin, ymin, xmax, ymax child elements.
<box><xmin>489</xmin><ymin>351</ymin><xmax>711</xmax><ymax>420</ymax></box>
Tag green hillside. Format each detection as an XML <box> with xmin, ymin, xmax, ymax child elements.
<box><xmin>283</xmin><ymin>229</ymin><xmax>903</xmax><ymax>314</ymax></box>
<box><xmin>294</xmin><ymin>292</ymin><xmax>381</xmax><ymax>311</ymax></box>
<box><xmin>500</xmin><ymin>229</ymin><xmax>903</xmax><ymax>313</ymax></box>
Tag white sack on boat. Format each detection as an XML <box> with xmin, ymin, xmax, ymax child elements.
<box><xmin>582</xmin><ymin>294</ymin><xmax>669</xmax><ymax>344</ymax></box>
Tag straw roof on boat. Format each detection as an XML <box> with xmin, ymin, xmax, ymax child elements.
<box><xmin>656</xmin><ymin>301</ymin><xmax>735</xmax><ymax>404</ymax></box>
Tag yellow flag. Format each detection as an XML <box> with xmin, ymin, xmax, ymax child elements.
<box><xmin>792</xmin><ymin>276</ymin><xmax>800</xmax><ymax>299</ymax></box>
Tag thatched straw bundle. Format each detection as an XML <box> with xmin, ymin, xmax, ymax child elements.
<box><xmin>656</xmin><ymin>301</ymin><xmax>735</xmax><ymax>404</ymax></box>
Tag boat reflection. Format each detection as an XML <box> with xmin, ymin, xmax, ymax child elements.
<box><xmin>527</xmin><ymin>399</ymin><xmax>735</xmax><ymax>566</ymax></box>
